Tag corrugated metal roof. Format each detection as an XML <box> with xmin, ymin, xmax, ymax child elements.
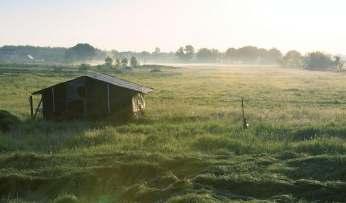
<box><xmin>32</xmin><ymin>72</ymin><xmax>153</xmax><ymax>95</ymax></box>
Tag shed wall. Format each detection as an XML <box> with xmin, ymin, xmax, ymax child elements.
<box><xmin>40</xmin><ymin>77</ymin><xmax>140</xmax><ymax>120</ymax></box>
<box><xmin>42</xmin><ymin>84</ymin><xmax>66</xmax><ymax>120</ymax></box>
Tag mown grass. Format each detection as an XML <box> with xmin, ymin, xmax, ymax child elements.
<box><xmin>0</xmin><ymin>65</ymin><xmax>346</xmax><ymax>202</ymax></box>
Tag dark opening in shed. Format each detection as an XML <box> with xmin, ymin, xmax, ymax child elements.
<box><xmin>29</xmin><ymin>72</ymin><xmax>153</xmax><ymax>120</ymax></box>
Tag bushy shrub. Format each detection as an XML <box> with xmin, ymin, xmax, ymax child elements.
<box><xmin>0</xmin><ymin>110</ymin><xmax>20</xmax><ymax>132</ymax></box>
<box><xmin>130</xmin><ymin>56</ymin><xmax>139</xmax><ymax>68</ymax></box>
<box><xmin>53</xmin><ymin>66</ymin><xmax>63</xmax><ymax>72</ymax></box>
<box><xmin>304</xmin><ymin>52</ymin><xmax>334</xmax><ymax>70</ymax></box>
<box><xmin>282</xmin><ymin>50</ymin><xmax>303</xmax><ymax>68</ymax></box>
<box><xmin>150</xmin><ymin>68</ymin><xmax>161</xmax><ymax>73</ymax></box>
<box><xmin>104</xmin><ymin>56</ymin><xmax>113</xmax><ymax>67</ymax></box>
<box><xmin>78</xmin><ymin>63</ymin><xmax>90</xmax><ymax>71</ymax></box>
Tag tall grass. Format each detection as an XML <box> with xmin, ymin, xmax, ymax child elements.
<box><xmin>0</xmin><ymin>65</ymin><xmax>346</xmax><ymax>202</ymax></box>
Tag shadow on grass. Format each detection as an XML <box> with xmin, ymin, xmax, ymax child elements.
<box><xmin>0</xmin><ymin>116</ymin><xmax>143</xmax><ymax>153</ymax></box>
<box><xmin>281</xmin><ymin>155</ymin><xmax>346</xmax><ymax>182</ymax></box>
<box><xmin>252</xmin><ymin>124</ymin><xmax>346</xmax><ymax>141</ymax></box>
<box><xmin>1</xmin><ymin>151</ymin><xmax>346</xmax><ymax>202</ymax></box>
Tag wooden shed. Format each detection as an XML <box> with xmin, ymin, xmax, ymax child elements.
<box><xmin>30</xmin><ymin>72</ymin><xmax>153</xmax><ymax>120</ymax></box>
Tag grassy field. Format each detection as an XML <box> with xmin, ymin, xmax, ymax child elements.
<box><xmin>0</xmin><ymin>65</ymin><xmax>346</xmax><ymax>202</ymax></box>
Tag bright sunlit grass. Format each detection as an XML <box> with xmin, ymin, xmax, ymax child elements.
<box><xmin>1</xmin><ymin>65</ymin><xmax>346</xmax><ymax>202</ymax></box>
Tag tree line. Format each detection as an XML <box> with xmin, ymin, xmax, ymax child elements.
<box><xmin>0</xmin><ymin>43</ymin><xmax>343</xmax><ymax>71</ymax></box>
<box><xmin>174</xmin><ymin>45</ymin><xmax>343</xmax><ymax>70</ymax></box>
<box><xmin>175</xmin><ymin>45</ymin><xmax>283</xmax><ymax>64</ymax></box>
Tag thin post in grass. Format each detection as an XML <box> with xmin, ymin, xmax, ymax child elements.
<box><xmin>241</xmin><ymin>97</ymin><xmax>249</xmax><ymax>129</ymax></box>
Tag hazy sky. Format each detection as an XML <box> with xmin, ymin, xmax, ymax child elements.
<box><xmin>1</xmin><ymin>0</ymin><xmax>345</xmax><ymax>54</ymax></box>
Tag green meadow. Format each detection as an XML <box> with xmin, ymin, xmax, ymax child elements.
<box><xmin>0</xmin><ymin>65</ymin><xmax>346</xmax><ymax>202</ymax></box>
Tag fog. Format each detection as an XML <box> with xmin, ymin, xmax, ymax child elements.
<box><xmin>1</xmin><ymin>0</ymin><xmax>346</xmax><ymax>54</ymax></box>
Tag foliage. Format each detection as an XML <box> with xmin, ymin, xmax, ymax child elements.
<box><xmin>224</xmin><ymin>48</ymin><xmax>237</xmax><ymax>62</ymax></box>
<box><xmin>104</xmin><ymin>56</ymin><xmax>113</xmax><ymax>67</ymax></box>
<box><xmin>237</xmin><ymin>46</ymin><xmax>261</xmax><ymax>62</ymax></box>
<box><xmin>334</xmin><ymin>56</ymin><xmax>344</xmax><ymax>72</ymax></box>
<box><xmin>282</xmin><ymin>50</ymin><xmax>304</xmax><ymax>68</ymax></box>
<box><xmin>65</xmin><ymin>43</ymin><xmax>97</xmax><ymax>62</ymax></box>
<box><xmin>176</xmin><ymin>47</ymin><xmax>185</xmax><ymax>58</ymax></box>
<box><xmin>176</xmin><ymin>45</ymin><xmax>195</xmax><ymax>61</ymax></box>
<box><xmin>114</xmin><ymin>57</ymin><xmax>122</xmax><ymax>69</ymax></box>
<box><xmin>2</xmin><ymin>44</ymin><xmax>341</xmax><ymax>69</ymax></box>
<box><xmin>0</xmin><ymin>45</ymin><xmax>66</xmax><ymax>63</ymax></box>
<box><xmin>224</xmin><ymin>46</ymin><xmax>282</xmax><ymax>64</ymax></box>
<box><xmin>196</xmin><ymin>48</ymin><xmax>220</xmax><ymax>62</ymax></box>
<box><xmin>184</xmin><ymin>45</ymin><xmax>195</xmax><ymax>60</ymax></box>
<box><xmin>0</xmin><ymin>110</ymin><xmax>20</xmax><ymax>132</ymax></box>
<box><xmin>130</xmin><ymin>56</ymin><xmax>139</xmax><ymax>68</ymax></box>
<box><xmin>304</xmin><ymin>52</ymin><xmax>334</xmax><ymax>70</ymax></box>
<box><xmin>110</xmin><ymin>50</ymin><xmax>119</xmax><ymax>58</ymax></box>
<box><xmin>78</xmin><ymin>63</ymin><xmax>90</xmax><ymax>72</ymax></box>
<box><xmin>121</xmin><ymin>57</ymin><xmax>128</xmax><ymax>67</ymax></box>
<box><xmin>265</xmin><ymin>48</ymin><xmax>283</xmax><ymax>64</ymax></box>
<box><xmin>153</xmin><ymin>47</ymin><xmax>161</xmax><ymax>55</ymax></box>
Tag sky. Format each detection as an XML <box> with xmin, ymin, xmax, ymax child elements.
<box><xmin>0</xmin><ymin>0</ymin><xmax>345</xmax><ymax>54</ymax></box>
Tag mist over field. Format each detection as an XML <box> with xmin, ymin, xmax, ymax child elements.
<box><xmin>1</xmin><ymin>0</ymin><xmax>346</xmax><ymax>202</ymax></box>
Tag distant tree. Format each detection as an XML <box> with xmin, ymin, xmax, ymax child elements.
<box><xmin>79</xmin><ymin>63</ymin><xmax>90</xmax><ymax>72</ymax></box>
<box><xmin>111</xmin><ymin>50</ymin><xmax>119</xmax><ymax>59</ymax></box>
<box><xmin>130</xmin><ymin>56</ymin><xmax>139</xmax><ymax>68</ymax></box>
<box><xmin>224</xmin><ymin>46</ymin><xmax>283</xmax><ymax>64</ymax></box>
<box><xmin>196</xmin><ymin>48</ymin><xmax>211</xmax><ymax>61</ymax></box>
<box><xmin>236</xmin><ymin>46</ymin><xmax>259</xmax><ymax>63</ymax></box>
<box><xmin>196</xmin><ymin>48</ymin><xmax>219</xmax><ymax>62</ymax></box>
<box><xmin>304</xmin><ymin>52</ymin><xmax>334</xmax><ymax>70</ymax></box>
<box><xmin>176</xmin><ymin>47</ymin><xmax>185</xmax><ymax>59</ymax></box>
<box><xmin>225</xmin><ymin>48</ymin><xmax>237</xmax><ymax>63</ymax></box>
<box><xmin>184</xmin><ymin>45</ymin><xmax>195</xmax><ymax>60</ymax></box>
<box><xmin>176</xmin><ymin>45</ymin><xmax>195</xmax><ymax>61</ymax></box>
<box><xmin>0</xmin><ymin>45</ymin><xmax>67</xmax><ymax>63</ymax></box>
<box><xmin>52</xmin><ymin>66</ymin><xmax>62</xmax><ymax>72</ymax></box>
<box><xmin>141</xmin><ymin>51</ymin><xmax>151</xmax><ymax>56</ymax></box>
<box><xmin>210</xmin><ymin>49</ymin><xmax>220</xmax><ymax>62</ymax></box>
<box><xmin>266</xmin><ymin>48</ymin><xmax>283</xmax><ymax>64</ymax></box>
<box><xmin>140</xmin><ymin>51</ymin><xmax>150</xmax><ymax>64</ymax></box>
<box><xmin>121</xmin><ymin>57</ymin><xmax>128</xmax><ymax>67</ymax></box>
<box><xmin>334</xmin><ymin>56</ymin><xmax>344</xmax><ymax>72</ymax></box>
<box><xmin>282</xmin><ymin>50</ymin><xmax>303</xmax><ymax>68</ymax></box>
<box><xmin>65</xmin><ymin>43</ymin><xmax>97</xmax><ymax>62</ymax></box>
<box><xmin>154</xmin><ymin>47</ymin><xmax>161</xmax><ymax>55</ymax></box>
<box><xmin>105</xmin><ymin>56</ymin><xmax>113</xmax><ymax>67</ymax></box>
<box><xmin>114</xmin><ymin>57</ymin><xmax>121</xmax><ymax>69</ymax></box>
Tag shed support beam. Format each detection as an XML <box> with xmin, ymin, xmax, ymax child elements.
<box><xmin>29</xmin><ymin>96</ymin><xmax>34</xmax><ymax>119</ymax></box>
<box><xmin>52</xmin><ymin>87</ymin><xmax>55</xmax><ymax>113</ymax></box>
<box><xmin>107</xmin><ymin>84</ymin><xmax>111</xmax><ymax>114</ymax></box>
<box><xmin>33</xmin><ymin>97</ymin><xmax>43</xmax><ymax>119</ymax></box>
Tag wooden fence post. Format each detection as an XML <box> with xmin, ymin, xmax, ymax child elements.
<box><xmin>241</xmin><ymin>97</ymin><xmax>248</xmax><ymax>129</ymax></box>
